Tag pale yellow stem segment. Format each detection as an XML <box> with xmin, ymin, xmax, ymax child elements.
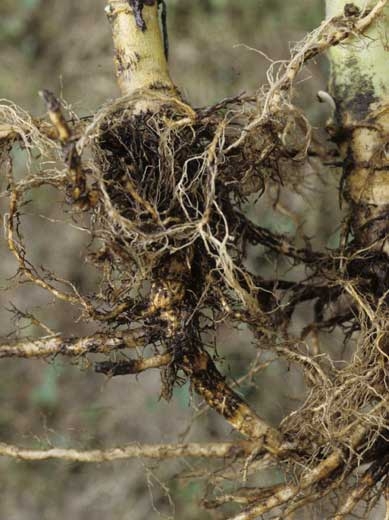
<box><xmin>106</xmin><ymin>0</ymin><xmax>176</xmax><ymax>97</ymax></box>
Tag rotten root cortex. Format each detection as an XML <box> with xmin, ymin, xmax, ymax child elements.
<box><xmin>93</xmin><ymin>107</ymin><xmax>304</xmax><ymax>330</ymax></box>
<box><xmin>97</xmin><ymin>109</ymin><xmax>238</xmax><ymax>237</ymax></box>
<box><xmin>92</xmin><ymin>106</ymin><xmax>308</xmax><ymax>399</ymax></box>
<box><xmin>147</xmin><ymin>265</ymin><xmax>250</xmax><ymax>415</ymax></box>
<box><xmin>179</xmin><ymin>336</ymin><xmax>243</xmax><ymax>422</ymax></box>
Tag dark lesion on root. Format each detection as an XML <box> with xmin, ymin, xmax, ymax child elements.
<box><xmin>115</xmin><ymin>49</ymin><xmax>141</xmax><ymax>76</ymax></box>
<box><xmin>96</xmin><ymin>359</ymin><xmax>145</xmax><ymax>375</ymax></box>
<box><xmin>39</xmin><ymin>89</ymin><xmax>62</xmax><ymax>114</ymax></box>
<box><xmin>94</xmin><ymin>357</ymin><xmax>169</xmax><ymax>375</ymax></box>
<box><xmin>179</xmin><ymin>345</ymin><xmax>241</xmax><ymax>419</ymax></box>
<box><xmin>127</xmin><ymin>0</ymin><xmax>169</xmax><ymax>58</ymax></box>
<box><xmin>128</xmin><ymin>0</ymin><xmax>157</xmax><ymax>31</ymax></box>
<box><xmin>344</xmin><ymin>3</ymin><xmax>361</xmax><ymax>17</ymax></box>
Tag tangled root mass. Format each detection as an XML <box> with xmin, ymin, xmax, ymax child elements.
<box><xmin>3</xmin><ymin>12</ymin><xmax>389</xmax><ymax>514</ymax></box>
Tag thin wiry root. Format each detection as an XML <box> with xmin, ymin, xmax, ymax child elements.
<box><xmin>0</xmin><ymin>440</ymin><xmax>258</xmax><ymax>462</ymax></box>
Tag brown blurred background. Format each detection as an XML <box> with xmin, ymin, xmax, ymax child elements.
<box><xmin>0</xmin><ymin>1</ymin><xmax>331</xmax><ymax>519</ymax></box>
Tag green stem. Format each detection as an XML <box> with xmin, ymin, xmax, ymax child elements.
<box><xmin>327</xmin><ymin>0</ymin><xmax>389</xmax><ymax>249</ymax></box>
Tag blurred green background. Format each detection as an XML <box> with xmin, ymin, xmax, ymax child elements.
<box><xmin>0</xmin><ymin>1</ymin><xmax>330</xmax><ymax>519</ymax></box>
